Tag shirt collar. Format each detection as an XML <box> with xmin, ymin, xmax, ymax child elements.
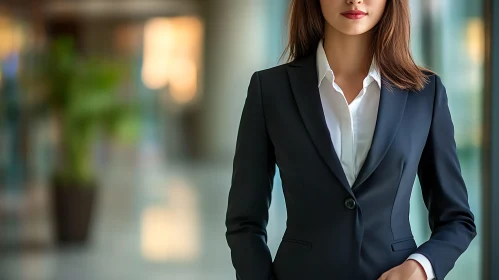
<box><xmin>316</xmin><ymin>39</ymin><xmax>381</xmax><ymax>89</ymax></box>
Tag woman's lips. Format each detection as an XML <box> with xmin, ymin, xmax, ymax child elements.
<box><xmin>341</xmin><ymin>10</ymin><xmax>367</xmax><ymax>20</ymax></box>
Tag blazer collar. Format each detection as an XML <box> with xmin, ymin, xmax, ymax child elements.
<box><xmin>352</xmin><ymin>80</ymin><xmax>408</xmax><ymax>190</ymax></box>
<box><xmin>287</xmin><ymin>51</ymin><xmax>408</xmax><ymax>193</ymax></box>
<box><xmin>288</xmin><ymin>52</ymin><xmax>352</xmax><ymax>194</ymax></box>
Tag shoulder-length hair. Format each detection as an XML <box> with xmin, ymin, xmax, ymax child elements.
<box><xmin>284</xmin><ymin>0</ymin><xmax>430</xmax><ymax>91</ymax></box>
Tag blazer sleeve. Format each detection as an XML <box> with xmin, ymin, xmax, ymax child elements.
<box><xmin>415</xmin><ymin>75</ymin><xmax>477</xmax><ymax>279</ymax></box>
<box><xmin>225</xmin><ymin>71</ymin><xmax>277</xmax><ymax>280</ymax></box>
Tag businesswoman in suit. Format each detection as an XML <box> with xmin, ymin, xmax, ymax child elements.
<box><xmin>225</xmin><ymin>0</ymin><xmax>477</xmax><ymax>279</ymax></box>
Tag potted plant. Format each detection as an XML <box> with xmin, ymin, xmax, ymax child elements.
<box><xmin>42</xmin><ymin>36</ymin><xmax>137</xmax><ymax>245</ymax></box>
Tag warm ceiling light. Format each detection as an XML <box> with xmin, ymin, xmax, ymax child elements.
<box><xmin>141</xmin><ymin>16</ymin><xmax>203</xmax><ymax>105</ymax></box>
<box><xmin>169</xmin><ymin>57</ymin><xmax>197</xmax><ymax>104</ymax></box>
<box><xmin>466</xmin><ymin>18</ymin><xmax>484</xmax><ymax>65</ymax></box>
<box><xmin>142</xmin><ymin>18</ymin><xmax>173</xmax><ymax>90</ymax></box>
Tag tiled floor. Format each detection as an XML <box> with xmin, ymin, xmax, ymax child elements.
<box><xmin>0</xmin><ymin>143</ymin><xmax>287</xmax><ymax>280</ymax></box>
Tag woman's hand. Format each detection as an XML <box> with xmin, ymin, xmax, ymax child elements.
<box><xmin>377</xmin><ymin>260</ymin><xmax>427</xmax><ymax>280</ymax></box>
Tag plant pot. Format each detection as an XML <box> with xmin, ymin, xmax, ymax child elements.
<box><xmin>51</xmin><ymin>180</ymin><xmax>97</xmax><ymax>245</ymax></box>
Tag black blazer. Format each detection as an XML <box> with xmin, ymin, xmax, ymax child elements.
<box><xmin>225</xmin><ymin>52</ymin><xmax>476</xmax><ymax>280</ymax></box>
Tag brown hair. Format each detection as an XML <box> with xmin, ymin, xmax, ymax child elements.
<box><xmin>283</xmin><ymin>0</ymin><xmax>431</xmax><ymax>91</ymax></box>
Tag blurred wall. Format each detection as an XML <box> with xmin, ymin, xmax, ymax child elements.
<box><xmin>201</xmin><ymin>0</ymin><xmax>288</xmax><ymax>162</ymax></box>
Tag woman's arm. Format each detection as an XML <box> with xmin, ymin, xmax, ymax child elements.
<box><xmin>225</xmin><ymin>71</ymin><xmax>277</xmax><ymax>280</ymax></box>
<box><xmin>414</xmin><ymin>75</ymin><xmax>477</xmax><ymax>279</ymax></box>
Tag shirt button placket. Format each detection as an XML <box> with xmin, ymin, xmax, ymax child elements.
<box><xmin>341</xmin><ymin>103</ymin><xmax>355</xmax><ymax>187</ymax></box>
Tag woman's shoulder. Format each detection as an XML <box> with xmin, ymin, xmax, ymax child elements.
<box><xmin>254</xmin><ymin>62</ymin><xmax>291</xmax><ymax>79</ymax></box>
<box><xmin>408</xmin><ymin>69</ymin><xmax>451</xmax><ymax>111</ymax></box>
<box><xmin>249</xmin><ymin>62</ymin><xmax>294</xmax><ymax>91</ymax></box>
<box><xmin>413</xmin><ymin>67</ymin><xmax>444</xmax><ymax>93</ymax></box>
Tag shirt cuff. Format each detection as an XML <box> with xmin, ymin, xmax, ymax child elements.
<box><xmin>407</xmin><ymin>253</ymin><xmax>435</xmax><ymax>280</ymax></box>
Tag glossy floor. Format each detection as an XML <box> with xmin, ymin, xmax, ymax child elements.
<box><xmin>0</xmin><ymin>144</ymin><xmax>287</xmax><ymax>280</ymax></box>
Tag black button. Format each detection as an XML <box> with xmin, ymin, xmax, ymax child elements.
<box><xmin>344</xmin><ymin>198</ymin><xmax>356</xmax><ymax>210</ymax></box>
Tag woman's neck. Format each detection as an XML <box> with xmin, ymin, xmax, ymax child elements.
<box><xmin>323</xmin><ymin>25</ymin><xmax>374</xmax><ymax>77</ymax></box>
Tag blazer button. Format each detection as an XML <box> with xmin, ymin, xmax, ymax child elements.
<box><xmin>344</xmin><ymin>198</ymin><xmax>356</xmax><ymax>210</ymax></box>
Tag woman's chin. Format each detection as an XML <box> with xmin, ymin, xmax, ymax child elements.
<box><xmin>334</xmin><ymin>27</ymin><xmax>372</xmax><ymax>36</ymax></box>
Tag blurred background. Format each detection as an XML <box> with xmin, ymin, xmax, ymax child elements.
<box><xmin>0</xmin><ymin>0</ymin><xmax>496</xmax><ymax>279</ymax></box>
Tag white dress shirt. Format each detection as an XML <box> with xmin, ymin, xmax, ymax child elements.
<box><xmin>316</xmin><ymin>40</ymin><xmax>435</xmax><ymax>280</ymax></box>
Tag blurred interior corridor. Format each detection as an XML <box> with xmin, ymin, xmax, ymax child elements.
<box><xmin>0</xmin><ymin>0</ymin><xmax>494</xmax><ymax>279</ymax></box>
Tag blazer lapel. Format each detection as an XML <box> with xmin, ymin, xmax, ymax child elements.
<box><xmin>352</xmin><ymin>81</ymin><xmax>408</xmax><ymax>190</ymax></box>
<box><xmin>287</xmin><ymin>54</ymin><xmax>351</xmax><ymax>193</ymax></box>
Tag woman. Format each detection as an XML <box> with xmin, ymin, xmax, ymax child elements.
<box><xmin>225</xmin><ymin>0</ymin><xmax>477</xmax><ymax>279</ymax></box>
